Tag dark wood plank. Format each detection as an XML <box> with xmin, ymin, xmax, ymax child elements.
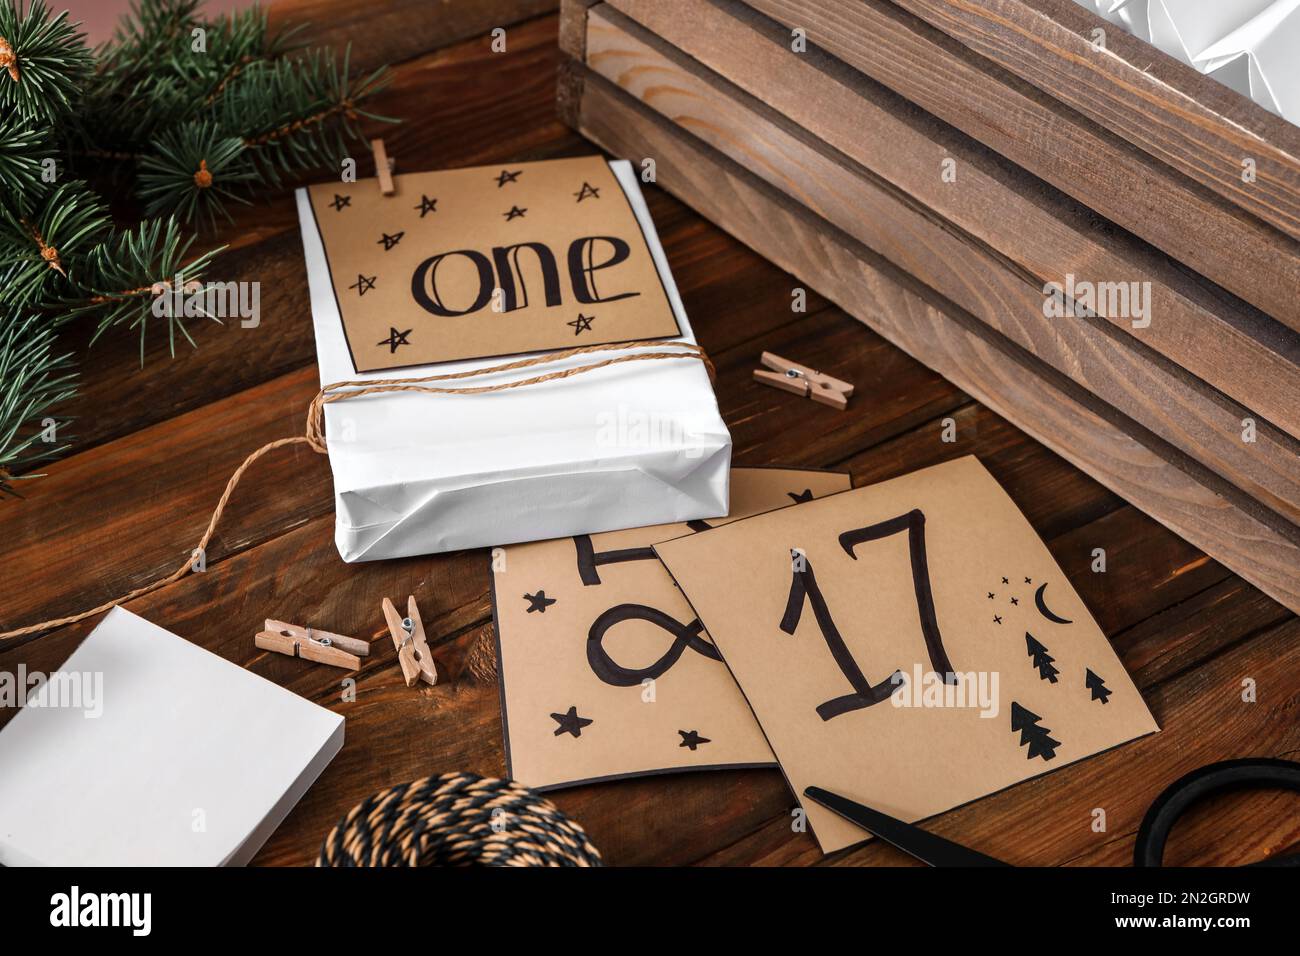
<box><xmin>1</xmin><ymin>368</ymin><xmax>1237</xmax><ymax>865</ymax></box>
<box><xmin>268</xmin><ymin>0</ymin><xmax>558</xmax><ymax>72</ymax></box>
<box><xmin>573</xmin><ymin>65</ymin><xmax>1300</xmax><ymax>612</ymax></box>
<box><xmin>890</xmin><ymin>0</ymin><xmax>1300</xmax><ymax>244</ymax></box>
<box><xmin>740</xmin><ymin>0</ymin><xmax>1300</xmax><ymax>329</ymax></box>
<box><xmin>606</xmin><ymin>0</ymin><xmax>1300</xmax><ymax>442</ymax></box>
<box><xmin>584</xmin><ymin>5</ymin><xmax>1300</xmax><ymax>528</ymax></box>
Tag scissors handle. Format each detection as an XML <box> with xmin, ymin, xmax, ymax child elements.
<box><xmin>804</xmin><ymin>787</ymin><xmax>1010</xmax><ymax>867</ymax></box>
<box><xmin>1135</xmin><ymin>758</ymin><xmax>1300</xmax><ymax>867</ymax></box>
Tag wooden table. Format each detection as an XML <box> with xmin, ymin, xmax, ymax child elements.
<box><xmin>2</xmin><ymin>1</ymin><xmax>1297</xmax><ymax>867</ymax></box>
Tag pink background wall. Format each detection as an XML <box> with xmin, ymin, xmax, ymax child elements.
<box><xmin>59</xmin><ymin>0</ymin><xmax>255</xmax><ymax>45</ymax></box>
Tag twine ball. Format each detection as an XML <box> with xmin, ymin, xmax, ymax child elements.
<box><xmin>317</xmin><ymin>771</ymin><xmax>603</xmax><ymax>867</ymax></box>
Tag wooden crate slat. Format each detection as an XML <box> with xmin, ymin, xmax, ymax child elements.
<box><xmin>889</xmin><ymin>0</ymin><xmax>1300</xmax><ymax>244</ymax></box>
<box><xmin>605</xmin><ymin>0</ymin><xmax>1300</xmax><ymax>442</ymax></box>
<box><xmin>584</xmin><ymin>5</ymin><xmax>1300</xmax><ymax>529</ymax></box>
<box><xmin>737</xmin><ymin>0</ymin><xmax>1300</xmax><ymax>330</ymax></box>
<box><xmin>571</xmin><ymin>64</ymin><xmax>1300</xmax><ymax>613</ymax></box>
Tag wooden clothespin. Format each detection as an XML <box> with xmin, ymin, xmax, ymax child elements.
<box><xmin>753</xmin><ymin>351</ymin><xmax>854</xmax><ymax>410</ymax></box>
<box><xmin>371</xmin><ymin>138</ymin><xmax>395</xmax><ymax>195</ymax></box>
<box><xmin>381</xmin><ymin>596</ymin><xmax>438</xmax><ymax>687</ymax></box>
<box><xmin>255</xmin><ymin>619</ymin><xmax>371</xmax><ymax>670</ymax></box>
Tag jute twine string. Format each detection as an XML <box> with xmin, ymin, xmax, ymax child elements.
<box><xmin>0</xmin><ymin>340</ymin><xmax>712</xmax><ymax>644</ymax></box>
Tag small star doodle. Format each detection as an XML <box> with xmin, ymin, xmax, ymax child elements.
<box><xmin>349</xmin><ymin>274</ymin><xmax>376</xmax><ymax>296</ymax></box>
<box><xmin>495</xmin><ymin>168</ymin><xmax>522</xmax><ymax>187</ymax></box>
<box><xmin>574</xmin><ymin>181</ymin><xmax>600</xmax><ymax>202</ymax></box>
<box><xmin>524</xmin><ymin>590</ymin><xmax>557</xmax><ymax>613</ymax></box>
<box><xmin>551</xmin><ymin>706</ymin><xmax>592</xmax><ymax>738</ymax></box>
<box><xmin>413</xmin><ymin>194</ymin><xmax>437</xmax><ymax>217</ymax></box>
<box><xmin>377</xmin><ymin>231</ymin><xmax>404</xmax><ymax>251</ymax></box>
<box><xmin>678</xmin><ymin>730</ymin><xmax>711</xmax><ymax>751</ymax></box>
<box><xmin>503</xmin><ymin>205</ymin><xmax>527</xmax><ymax>221</ymax></box>
<box><xmin>567</xmin><ymin>313</ymin><xmax>595</xmax><ymax>335</ymax></box>
<box><xmin>329</xmin><ymin>194</ymin><xmax>351</xmax><ymax>211</ymax></box>
<box><xmin>377</xmin><ymin>327</ymin><xmax>411</xmax><ymax>353</ymax></box>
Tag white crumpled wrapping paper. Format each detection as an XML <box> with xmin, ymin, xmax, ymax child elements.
<box><xmin>296</xmin><ymin>160</ymin><xmax>732</xmax><ymax>562</ymax></box>
<box><xmin>1074</xmin><ymin>0</ymin><xmax>1299</xmax><ymax>124</ymax></box>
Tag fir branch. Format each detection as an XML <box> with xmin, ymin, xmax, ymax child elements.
<box><xmin>0</xmin><ymin>304</ymin><xmax>77</xmax><ymax>498</ymax></box>
<box><xmin>0</xmin><ymin>0</ymin><xmax>92</xmax><ymax>125</ymax></box>
<box><xmin>137</xmin><ymin>120</ymin><xmax>256</xmax><ymax>228</ymax></box>
<box><xmin>0</xmin><ymin>111</ymin><xmax>55</xmax><ymax>206</ymax></box>
<box><xmin>0</xmin><ymin>179</ymin><xmax>110</xmax><ymax>305</ymax></box>
<box><xmin>60</xmin><ymin>216</ymin><xmax>225</xmax><ymax>359</ymax></box>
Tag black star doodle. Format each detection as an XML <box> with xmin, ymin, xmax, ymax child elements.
<box><xmin>551</xmin><ymin>706</ymin><xmax>592</xmax><ymax>738</ymax></box>
<box><xmin>329</xmin><ymin>193</ymin><xmax>351</xmax><ymax>211</ymax></box>
<box><xmin>574</xmin><ymin>181</ymin><xmax>600</xmax><ymax>202</ymax></box>
<box><xmin>1001</xmin><ymin>576</ymin><xmax>1010</xmax><ymax>584</ymax></box>
<box><xmin>787</xmin><ymin>488</ymin><xmax>814</xmax><ymax>504</ymax></box>
<box><xmin>495</xmin><ymin>168</ymin><xmax>522</xmax><ymax>187</ymax></box>
<box><xmin>503</xmin><ymin>204</ymin><xmax>527</xmax><ymax>221</ymax></box>
<box><xmin>524</xmin><ymin>590</ymin><xmax>556</xmax><ymax>613</ymax></box>
<box><xmin>993</xmin><ymin>615</ymin><xmax>1003</xmax><ymax>625</ymax></box>
<box><xmin>987</xmin><ymin>592</ymin><xmax>995</xmax><ymax>600</ymax></box>
<box><xmin>413</xmin><ymin>194</ymin><xmax>437</xmax><ymax>217</ymax></box>
<box><xmin>567</xmin><ymin>313</ymin><xmax>595</xmax><ymax>335</ymax></box>
<box><xmin>377</xmin><ymin>327</ymin><xmax>411</xmax><ymax>354</ymax></box>
<box><xmin>1010</xmin><ymin>596</ymin><xmax>1019</xmax><ymax>606</ymax></box>
<box><xmin>349</xmin><ymin>274</ymin><xmax>376</xmax><ymax>296</ymax></box>
<box><xmin>678</xmin><ymin>730</ymin><xmax>711</xmax><ymax>751</ymax></box>
<box><xmin>377</xmin><ymin>231</ymin><xmax>404</xmax><ymax>251</ymax></box>
<box><xmin>1025</xmin><ymin>576</ymin><xmax>1033</xmax><ymax>584</ymax></box>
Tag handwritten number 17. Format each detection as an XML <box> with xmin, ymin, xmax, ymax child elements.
<box><xmin>781</xmin><ymin>509</ymin><xmax>957</xmax><ymax>722</ymax></box>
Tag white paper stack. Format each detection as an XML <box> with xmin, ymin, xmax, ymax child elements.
<box><xmin>1074</xmin><ymin>0</ymin><xmax>1300</xmax><ymax>124</ymax></box>
<box><xmin>0</xmin><ymin>608</ymin><xmax>344</xmax><ymax>866</ymax></box>
<box><xmin>297</xmin><ymin>159</ymin><xmax>732</xmax><ymax>562</ymax></box>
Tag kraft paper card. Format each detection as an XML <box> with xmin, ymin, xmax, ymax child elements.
<box><xmin>654</xmin><ymin>457</ymin><xmax>1159</xmax><ymax>854</ymax></box>
<box><xmin>492</xmin><ymin>467</ymin><xmax>852</xmax><ymax>790</ymax></box>
<box><xmin>305</xmin><ymin>155</ymin><xmax>681</xmax><ymax>372</ymax></box>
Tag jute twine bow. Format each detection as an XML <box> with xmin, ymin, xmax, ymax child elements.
<box><xmin>0</xmin><ymin>340</ymin><xmax>713</xmax><ymax>644</ymax></box>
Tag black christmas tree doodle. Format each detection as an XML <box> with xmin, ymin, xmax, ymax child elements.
<box><xmin>568</xmin><ymin>313</ymin><xmax>595</xmax><ymax>335</ymax></box>
<box><xmin>1025</xmin><ymin>632</ymin><xmax>1059</xmax><ymax>683</ymax></box>
<box><xmin>551</xmin><ymin>706</ymin><xmax>592</xmax><ymax>738</ymax></box>
<box><xmin>377</xmin><ymin>327</ymin><xmax>411</xmax><ymax>354</ymax></box>
<box><xmin>413</xmin><ymin>194</ymin><xmax>437</xmax><ymax>217</ymax></box>
<box><xmin>349</xmin><ymin>273</ymin><xmax>376</xmax><ymax>296</ymax></box>
<box><xmin>1085</xmin><ymin>668</ymin><xmax>1112</xmax><ymax>704</ymax></box>
<box><xmin>495</xmin><ymin>168</ymin><xmax>522</xmax><ymax>187</ymax></box>
<box><xmin>574</xmin><ymin>181</ymin><xmax>600</xmax><ymax>202</ymax></box>
<box><xmin>678</xmin><ymin>730</ymin><xmax>710</xmax><ymax>751</ymax></box>
<box><xmin>503</xmin><ymin>204</ymin><xmax>527</xmax><ymax>221</ymax></box>
<box><xmin>330</xmin><ymin>193</ymin><xmax>351</xmax><ymax>211</ymax></box>
<box><xmin>524</xmin><ymin>590</ymin><xmax>557</xmax><ymax>613</ymax></box>
<box><xmin>377</xmin><ymin>231</ymin><xmax>404</xmax><ymax>251</ymax></box>
<box><xmin>1010</xmin><ymin>702</ymin><xmax>1060</xmax><ymax>761</ymax></box>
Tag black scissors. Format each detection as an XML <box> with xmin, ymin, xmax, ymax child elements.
<box><xmin>805</xmin><ymin>757</ymin><xmax>1300</xmax><ymax>867</ymax></box>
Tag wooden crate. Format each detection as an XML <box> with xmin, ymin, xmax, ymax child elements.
<box><xmin>557</xmin><ymin>0</ymin><xmax>1300</xmax><ymax>614</ymax></box>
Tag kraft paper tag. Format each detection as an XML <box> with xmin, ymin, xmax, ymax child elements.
<box><xmin>492</xmin><ymin>468</ymin><xmax>852</xmax><ymax>790</ymax></box>
<box><xmin>305</xmin><ymin>155</ymin><xmax>682</xmax><ymax>372</ymax></box>
<box><xmin>654</xmin><ymin>457</ymin><xmax>1159</xmax><ymax>853</ymax></box>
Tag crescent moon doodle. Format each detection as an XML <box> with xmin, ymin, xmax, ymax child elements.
<box><xmin>1034</xmin><ymin>582</ymin><xmax>1073</xmax><ymax>625</ymax></box>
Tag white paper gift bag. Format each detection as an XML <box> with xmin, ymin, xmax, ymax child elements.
<box><xmin>295</xmin><ymin>156</ymin><xmax>731</xmax><ymax>561</ymax></box>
